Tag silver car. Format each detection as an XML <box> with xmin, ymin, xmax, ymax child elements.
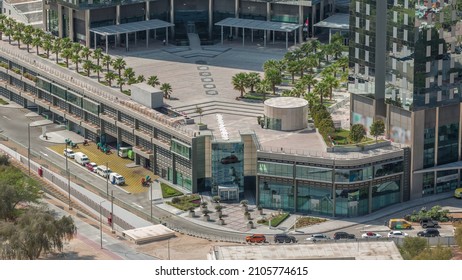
<box><xmin>306</xmin><ymin>234</ymin><xmax>330</xmax><ymax>242</ymax></box>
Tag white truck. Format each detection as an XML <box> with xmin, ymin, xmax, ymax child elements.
<box><xmin>109</xmin><ymin>172</ymin><xmax>125</xmax><ymax>185</ymax></box>
<box><xmin>74</xmin><ymin>152</ymin><xmax>90</xmax><ymax>166</ymax></box>
<box><xmin>96</xmin><ymin>165</ymin><xmax>112</xmax><ymax>178</ymax></box>
<box><xmin>118</xmin><ymin>147</ymin><xmax>132</xmax><ymax>158</ymax></box>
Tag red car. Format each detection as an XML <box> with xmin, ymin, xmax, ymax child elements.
<box><xmin>86</xmin><ymin>162</ymin><xmax>98</xmax><ymax>172</ymax></box>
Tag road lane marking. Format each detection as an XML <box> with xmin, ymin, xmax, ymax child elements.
<box><xmin>3</xmin><ymin>116</ymin><xmax>11</xmax><ymax>120</ymax></box>
<box><xmin>132</xmin><ymin>203</ymin><xmax>144</xmax><ymax>209</ymax></box>
<box><xmin>40</xmin><ymin>151</ymin><xmax>48</xmax><ymax>157</ymax></box>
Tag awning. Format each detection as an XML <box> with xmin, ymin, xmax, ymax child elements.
<box><xmin>90</xmin><ymin>19</ymin><xmax>174</xmax><ymax>36</ymax></box>
<box><xmin>215</xmin><ymin>18</ymin><xmax>302</xmax><ymax>33</ymax></box>
<box><xmin>413</xmin><ymin>161</ymin><xmax>462</xmax><ymax>174</ymax></box>
<box><xmin>313</xmin><ymin>13</ymin><xmax>349</xmax><ymax>30</ymax></box>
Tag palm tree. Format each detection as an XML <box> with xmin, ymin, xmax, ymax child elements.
<box><xmin>22</xmin><ymin>33</ymin><xmax>33</xmax><ymax>52</ymax></box>
<box><xmin>0</xmin><ymin>22</ymin><xmax>4</xmax><ymax>41</ymax></box>
<box><xmin>93</xmin><ymin>48</ymin><xmax>103</xmax><ymax>67</ymax></box>
<box><xmin>263</xmin><ymin>59</ymin><xmax>283</xmax><ymax>74</ymax></box>
<box><xmin>337</xmin><ymin>56</ymin><xmax>349</xmax><ymax>73</ymax></box>
<box><xmin>81</xmin><ymin>47</ymin><xmax>91</xmax><ymax>61</ymax></box>
<box><xmin>231</xmin><ymin>72</ymin><xmax>247</xmax><ymax>98</ymax></box>
<box><xmin>52</xmin><ymin>38</ymin><xmax>61</xmax><ymax>63</ymax></box>
<box><xmin>72</xmin><ymin>53</ymin><xmax>82</xmax><ymax>72</ymax></box>
<box><xmin>61</xmin><ymin>48</ymin><xmax>73</xmax><ymax>68</ymax></box>
<box><xmin>301</xmin><ymin>74</ymin><xmax>317</xmax><ymax>94</ymax></box>
<box><xmin>32</xmin><ymin>36</ymin><xmax>42</xmax><ymax>55</ymax></box>
<box><xmin>4</xmin><ymin>28</ymin><xmax>13</xmax><ymax>44</ymax></box>
<box><xmin>265</xmin><ymin>68</ymin><xmax>282</xmax><ymax>95</ymax></box>
<box><xmin>256</xmin><ymin>78</ymin><xmax>271</xmax><ymax>101</ymax></box>
<box><xmin>313</xmin><ymin>80</ymin><xmax>329</xmax><ymax>105</ymax></box>
<box><xmin>71</xmin><ymin>42</ymin><xmax>82</xmax><ymax>54</ymax></box>
<box><xmin>102</xmin><ymin>55</ymin><xmax>111</xmax><ymax>72</ymax></box>
<box><xmin>61</xmin><ymin>37</ymin><xmax>72</xmax><ymax>50</ymax></box>
<box><xmin>320</xmin><ymin>43</ymin><xmax>334</xmax><ymax>63</ymax></box>
<box><xmin>323</xmin><ymin>74</ymin><xmax>340</xmax><ymax>100</ymax></box>
<box><xmin>245</xmin><ymin>72</ymin><xmax>261</xmax><ymax>93</ymax></box>
<box><xmin>310</xmin><ymin>39</ymin><xmax>321</xmax><ymax>54</ymax></box>
<box><xmin>13</xmin><ymin>30</ymin><xmax>22</xmax><ymax>48</ymax></box>
<box><xmin>160</xmin><ymin>83</ymin><xmax>173</xmax><ymax>99</ymax></box>
<box><xmin>105</xmin><ymin>71</ymin><xmax>116</xmax><ymax>86</ymax></box>
<box><xmin>94</xmin><ymin>64</ymin><xmax>103</xmax><ymax>82</ymax></box>
<box><xmin>285</xmin><ymin>60</ymin><xmax>299</xmax><ymax>84</ymax></box>
<box><xmin>291</xmin><ymin>82</ymin><xmax>305</xmax><ymax>98</ymax></box>
<box><xmin>83</xmin><ymin>60</ymin><xmax>94</xmax><ymax>76</ymax></box>
<box><xmin>42</xmin><ymin>39</ymin><xmax>52</xmax><ymax>59</ymax></box>
<box><xmin>112</xmin><ymin>57</ymin><xmax>126</xmax><ymax>77</ymax></box>
<box><xmin>137</xmin><ymin>75</ymin><xmax>145</xmax><ymax>83</ymax></box>
<box><xmin>117</xmin><ymin>76</ymin><xmax>125</xmax><ymax>91</ymax></box>
<box><xmin>123</xmin><ymin>67</ymin><xmax>135</xmax><ymax>81</ymax></box>
<box><xmin>305</xmin><ymin>54</ymin><xmax>319</xmax><ymax>74</ymax></box>
<box><xmin>147</xmin><ymin>75</ymin><xmax>160</xmax><ymax>87</ymax></box>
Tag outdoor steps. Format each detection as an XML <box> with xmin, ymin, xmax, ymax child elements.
<box><xmin>187</xmin><ymin>33</ymin><xmax>202</xmax><ymax>50</ymax></box>
<box><xmin>174</xmin><ymin>101</ymin><xmax>264</xmax><ymax>118</ymax></box>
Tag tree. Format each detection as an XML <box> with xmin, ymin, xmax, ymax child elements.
<box><xmin>285</xmin><ymin>60</ymin><xmax>299</xmax><ymax>84</ymax></box>
<box><xmin>123</xmin><ymin>67</ymin><xmax>135</xmax><ymax>81</ymax></box>
<box><xmin>195</xmin><ymin>106</ymin><xmax>204</xmax><ymax>124</ymax></box>
<box><xmin>160</xmin><ymin>83</ymin><xmax>172</xmax><ymax>99</ymax></box>
<box><xmin>117</xmin><ymin>76</ymin><xmax>125</xmax><ymax>91</ymax></box>
<box><xmin>32</xmin><ymin>36</ymin><xmax>42</xmax><ymax>55</ymax></box>
<box><xmin>231</xmin><ymin>72</ymin><xmax>247</xmax><ymax>98</ymax></box>
<box><xmin>0</xmin><ymin>207</ymin><xmax>76</xmax><ymax>260</ymax></box>
<box><xmin>83</xmin><ymin>60</ymin><xmax>94</xmax><ymax>77</ymax></box>
<box><xmin>301</xmin><ymin>74</ymin><xmax>317</xmax><ymax>94</ymax></box>
<box><xmin>72</xmin><ymin>53</ymin><xmax>82</xmax><ymax>72</ymax></box>
<box><xmin>245</xmin><ymin>72</ymin><xmax>261</xmax><ymax>93</ymax></box>
<box><xmin>137</xmin><ymin>75</ymin><xmax>145</xmax><ymax>83</ymax></box>
<box><xmin>147</xmin><ymin>75</ymin><xmax>160</xmax><ymax>87</ymax></box>
<box><xmin>61</xmin><ymin>48</ymin><xmax>73</xmax><ymax>68</ymax></box>
<box><xmin>318</xmin><ymin>118</ymin><xmax>335</xmax><ymax>137</ymax></box>
<box><xmin>265</xmin><ymin>68</ymin><xmax>282</xmax><ymax>95</ymax></box>
<box><xmin>13</xmin><ymin>30</ymin><xmax>22</xmax><ymax>49</ymax></box>
<box><xmin>52</xmin><ymin>38</ymin><xmax>61</xmax><ymax>63</ymax></box>
<box><xmin>22</xmin><ymin>33</ymin><xmax>33</xmax><ymax>53</ymax></box>
<box><xmin>105</xmin><ymin>71</ymin><xmax>116</xmax><ymax>87</ymax></box>
<box><xmin>81</xmin><ymin>47</ymin><xmax>91</xmax><ymax>61</ymax></box>
<box><xmin>349</xmin><ymin>124</ymin><xmax>366</xmax><ymax>143</ymax></box>
<box><xmin>370</xmin><ymin>119</ymin><xmax>385</xmax><ymax>143</ymax></box>
<box><xmin>263</xmin><ymin>59</ymin><xmax>283</xmax><ymax>74</ymax></box>
<box><xmin>313</xmin><ymin>80</ymin><xmax>329</xmax><ymax>104</ymax></box>
<box><xmin>399</xmin><ymin>237</ymin><xmax>427</xmax><ymax>260</ymax></box>
<box><xmin>337</xmin><ymin>56</ymin><xmax>349</xmax><ymax>72</ymax></box>
<box><xmin>102</xmin><ymin>55</ymin><xmax>111</xmax><ymax>72</ymax></box>
<box><xmin>256</xmin><ymin>79</ymin><xmax>271</xmax><ymax>101</ymax></box>
<box><xmin>112</xmin><ymin>57</ymin><xmax>126</xmax><ymax>77</ymax></box>
<box><xmin>94</xmin><ymin>64</ymin><xmax>103</xmax><ymax>82</ymax></box>
<box><xmin>42</xmin><ymin>38</ymin><xmax>52</xmax><ymax>59</ymax></box>
<box><xmin>92</xmin><ymin>48</ymin><xmax>103</xmax><ymax>67</ymax></box>
<box><xmin>322</xmin><ymin>73</ymin><xmax>340</xmax><ymax>100</ymax></box>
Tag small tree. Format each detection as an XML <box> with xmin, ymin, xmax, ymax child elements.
<box><xmin>399</xmin><ymin>237</ymin><xmax>427</xmax><ymax>260</ymax></box>
<box><xmin>200</xmin><ymin>201</ymin><xmax>208</xmax><ymax>209</ymax></box>
<box><xmin>212</xmin><ymin>196</ymin><xmax>221</xmax><ymax>203</ymax></box>
<box><xmin>240</xmin><ymin>200</ymin><xmax>249</xmax><ymax>207</ymax></box>
<box><xmin>215</xmin><ymin>205</ymin><xmax>223</xmax><ymax>212</ymax></box>
<box><xmin>370</xmin><ymin>119</ymin><xmax>385</xmax><ymax>143</ymax></box>
<box><xmin>349</xmin><ymin>124</ymin><xmax>366</xmax><ymax>143</ymax></box>
<box><xmin>195</xmin><ymin>106</ymin><xmax>204</xmax><ymax>124</ymax></box>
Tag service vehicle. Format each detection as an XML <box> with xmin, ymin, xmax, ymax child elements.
<box><xmin>74</xmin><ymin>152</ymin><xmax>90</xmax><ymax>166</ymax></box>
<box><xmin>63</xmin><ymin>148</ymin><xmax>75</xmax><ymax>159</ymax></box>
<box><xmin>118</xmin><ymin>147</ymin><xmax>132</xmax><ymax>158</ymax></box>
<box><xmin>96</xmin><ymin>165</ymin><xmax>112</xmax><ymax>178</ymax></box>
<box><xmin>109</xmin><ymin>172</ymin><xmax>125</xmax><ymax>185</ymax></box>
<box><xmin>455</xmin><ymin>188</ymin><xmax>462</xmax><ymax>198</ymax></box>
<box><xmin>388</xmin><ymin>219</ymin><xmax>412</xmax><ymax>230</ymax></box>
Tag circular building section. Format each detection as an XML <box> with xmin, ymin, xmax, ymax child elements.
<box><xmin>264</xmin><ymin>97</ymin><xmax>308</xmax><ymax>131</ymax></box>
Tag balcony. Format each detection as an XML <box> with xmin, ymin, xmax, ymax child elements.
<box><xmin>152</xmin><ymin>137</ymin><xmax>171</xmax><ymax>150</ymax></box>
<box><xmin>132</xmin><ymin>146</ymin><xmax>154</xmax><ymax>159</ymax></box>
<box><xmin>134</xmin><ymin>129</ymin><xmax>152</xmax><ymax>142</ymax></box>
<box><xmin>49</xmin><ymin>106</ymin><xmax>65</xmax><ymax>117</ymax></box>
<box><xmin>33</xmin><ymin>98</ymin><xmax>50</xmax><ymax>110</ymax></box>
<box><xmin>81</xmin><ymin>119</ymin><xmax>100</xmax><ymax>134</ymax></box>
<box><xmin>117</xmin><ymin>121</ymin><xmax>135</xmax><ymax>134</ymax></box>
<box><xmin>99</xmin><ymin>113</ymin><xmax>117</xmax><ymax>126</ymax></box>
<box><xmin>65</xmin><ymin>113</ymin><xmax>82</xmax><ymax>125</ymax></box>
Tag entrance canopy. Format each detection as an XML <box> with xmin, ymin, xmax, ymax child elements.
<box><xmin>215</xmin><ymin>18</ymin><xmax>302</xmax><ymax>49</ymax></box>
<box><xmin>313</xmin><ymin>13</ymin><xmax>349</xmax><ymax>44</ymax></box>
<box><xmin>90</xmin><ymin>19</ymin><xmax>175</xmax><ymax>53</ymax></box>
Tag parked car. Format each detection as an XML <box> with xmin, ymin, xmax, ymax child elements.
<box><xmin>306</xmin><ymin>234</ymin><xmax>330</xmax><ymax>242</ymax></box>
<box><xmin>361</xmin><ymin>232</ymin><xmax>382</xmax><ymax>239</ymax></box>
<box><xmin>74</xmin><ymin>152</ymin><xmax>90</xmax><ymax>166</ymax></box>
<box><xmin>274</xmin><ymin>234</ymin><xmax>297</xmax><ymax>243</ymax></box>
<box><xmin>387</xmin><ymin>231</ymin><xmax>408</xmax><ymax>238</ymax></box>
<box><xmin>417</xmin><ymin>228</ymin><xmax>440</xmax><ymax>237</ymax></box>
<box><xmin>96</xmin><ymin>165</ymin><xmax>112</xmax><ymax>178</ymax></box>
<box><xmin>109</xmin><ymin>172</ymin><xmax>125</xmax><ymax>185</ymax></box>
<box><xmin>86</xmin><ymin>162</ymin><xmax>98</xmax><ymax>172</ymax></box>
<box><xmin>63</xmin><ymin>148</ymin><xmax>75</xmax><ymax>159</ymax></box>
<box><xmin>388</xmin><ymin>218</ymin><xmax>412</xmax><ymax>230</ymax></box>
<box><xmin>333</xmin><ymin>232</ymin><xmax>355</xmax><ymax>240</ymax></box>
<box><xmin>420</xmin><ymin>218</ymin><xmax>438</xmax><ymax>228</ymax></box>
<box><xmin>221</xmin><ymin>155</ymin><xmax>239</xmax><ymax>164</ymax></box>
<box><xmin>245</xmin><ymin>234</ymin><xmax>266</xmax><ymax>243</ymax></box>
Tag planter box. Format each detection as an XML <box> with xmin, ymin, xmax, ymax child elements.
<box><xmin>197</xmin><ymin>124</ymin><xmax>207</xmax><ymax>130</ymax></box>
<box><xmin>247</xmin><ymin>223</ymin><xmax>254</xmax><ymax>229</ymax></box>
<box><xmin>216</xmin><ymin>219</ymin><xmax>225</xmax><ymax>225</ymax></box>
<box><xmin>202</xmin><ymin>215</ymin><xmax>210</xmax><ymax>222</ymax></box>
<box><xmin>188</xmin><ymin>211</ymin><xmax>195</xmax><ymax>218</ymax></box>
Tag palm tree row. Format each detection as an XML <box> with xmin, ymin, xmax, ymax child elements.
<box><xmin>0</xmin><ymin>15</ymin><xmax>173</xmax><ymax>98</ymax></box>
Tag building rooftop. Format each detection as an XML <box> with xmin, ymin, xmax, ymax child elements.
<box><xmin>264</xmin><ymin>96</ymin><xmax>308</xmax><ymax>108</ymax></box>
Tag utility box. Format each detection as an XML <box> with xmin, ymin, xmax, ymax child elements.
<box><xmin>131</xmin><ymin>83</ymin><xmax>164</xmax><ymax>109</ymax></box>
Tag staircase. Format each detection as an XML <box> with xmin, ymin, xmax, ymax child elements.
<box><xmin>4</xmin><ymin>0</ymin><xmax>43</xmax><ymax>28</ymax></box>
<box><xmin>187</xmin><ymin>33</ymin><xmax>202</xmax><ymax>50</ymax></box>
<box><xmin>174</xmin><ymin>100</ymin><xmax>265</xmax><ymax>118</ymax></box>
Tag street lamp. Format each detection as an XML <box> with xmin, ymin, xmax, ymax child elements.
<box><xmin>106</xmin><ymin>162</ymin><xmax>109</xmax><ymax>198</ymax></box>
<box><xmin>150</xmin><ymin>180</ymin><xmax>153</xmax><ymax>222</ymax></box>
<box><xmin>99</xmin><ymin>200</ymin><xmax>106</xmax><ymax>249</ymax></box>
<box><xmin>111</xmin><ymin>190</ymin><xmax>114</xmax><ymax>233</ymax></box>
<box><xmin>65</xmin><ymin>140</ymin><xmax>72</xmax><ymax>210</ymax></box>
<box><xmin>27</xmin><ymin>123</ymin><xmax>30</xmax><ymax>175</ymax></box>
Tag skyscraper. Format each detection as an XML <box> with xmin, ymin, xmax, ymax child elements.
<box><xmin>349</xmin><ymin>0</ymin><xmax>462</xmax><ymax>199</ymax></box>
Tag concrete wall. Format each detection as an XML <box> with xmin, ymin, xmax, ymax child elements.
<box><xmin>130</xmin><ymin>83</ymin><xmax>164</xmax><ymax>109</ymax></box>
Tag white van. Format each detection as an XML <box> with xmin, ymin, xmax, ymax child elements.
<box><xmin>74</xmin><ymin>152</ymin><xmax>90</xmax><ymax>166</ymax></box>
<box><xmin>96</xmin><ymin>165</ymin><xmax>112</xmax><ymax>178</ymax></box>
<box><xmin>118</xmin><ymin>147</ymin><xmax>131</xmax><ymax>158</ymax></box>
<box><xmin>109</xmin><ymin>172</ymin><xmax>125</xmax><ymax>185</ymax></box>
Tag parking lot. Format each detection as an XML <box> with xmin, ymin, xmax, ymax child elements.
<box><xmin>48</xmin><ymin>143</ymin><xmax>156</xmax><ymax>194</ymax></box>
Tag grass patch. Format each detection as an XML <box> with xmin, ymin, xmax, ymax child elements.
<box><xmin>0</xmin><ymin>98</ymin><xmax>9</xmax><ymax>105</ymax></box>
<box><xmin>57</xmin><ymin>62</ymin><xmax>67</xmax><ymax>68</ymax></box>
<box><xmin>161</xmin><ymin>182</ymin><xmax>183</xmax><ymax>198</ymax></box>
<box><xmin>258</xmin><ymin>213</ymin><xmax>289</xmax><ymax>227</ymax></box>
<box><xmin>326</xmin><ymin>129</ymin><xmax>374</xmax><ymax>146</ymax></box>
<box><xmin>292</xmin><ymin>217</ymin><xmax>327</xmax><ymax>229</ymax></box>
<box><xmin>122</xmin><ymin>89</ymin><xmax>131</xmax><ymax>96</ymax></box>
<box><xmin>166</xmin><ymin>194</ymin><xmax>200</xmax><ymax>211</ymax></box>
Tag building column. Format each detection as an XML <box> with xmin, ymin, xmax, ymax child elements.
<box><xmin>311</xmin><ymin>5</ymin><xmax>316</xmax><ymax>38</ymax></box>
<box><xmin>85</xmin><ymin>9</ymin><xmax>90</xmax><ymax>47</ymax></box>
<box><xmin>116</xmin><ymin>5</ymin><xmax>121</xmax><ymax>45</ymax></box>
<box><xmin>68</xmin><ymin>8</ymin><xmax>74</xmax><ymax>42</ymax></box>
<box><xmin>266</xmin><ymin>2</ymin><xmax>271</xmax><ymax>41</ymax></box>
<box><xmin>235</xmin><ymin>0</ymin><xmax>239</xmax><ymax>36</ymax></box>
<box><xmin>43</xmin><ymin>6</ymin><xmax>48</xmax><ymax>31</ymax></box>
<box><xmin>170</xmin><ymin>0</ymin><xmax>175</xmax><ymax>38</ymax></box>
<box><xmin>146</xmin><ymin>0</ymin><xmax>150</xmax><ymax>20</ymax></box>
<box><xmin>208</xmin><ymin>0</ymin><xmax>213</xmax><ymax>39</ymax></box>
<box><xmin>298</xmin><ymin>4</ymin><xmax>303</xmax><ymax>43</ymax></box>
<box><xmin>58</xmin><ymin>4</ymin><xmax>63</xmax><ymax>38</ymax></box>
<box><xmin>320</xmin><ymin>0</ymin><xmax>325</xmax><ymax>21</ymax></box>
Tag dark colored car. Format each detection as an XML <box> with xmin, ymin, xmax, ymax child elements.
<box><xmin>417</xmin><ymin>228</ymin><xmax>440</xmax><ymax>237</ymax></box>
<box><xmin>420</xmin><ymin>218</ymin><xmax>438</xmax><ymax>228</ymax></box>
<box><xmin>221</xmin><ymin>155</ymin><xmax>239</xmax><ymax>164</ymax></box>
<box><xmin>274</xmin><ymin>234</ymin><xmax>297</xmax><ymax>243</ymax></box>
<box><xmin>333</xmin><ymin>232</ymin><xmax>355</xmax><ymax>240</ymax></box>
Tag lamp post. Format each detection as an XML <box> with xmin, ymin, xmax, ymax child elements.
<box><xmin>111</xmin><ymin>190</ymin><xmax>114</xmax><ymax>233</ymax></box>
<box><xmin>150</xmin><ymin>181</ymin><xmax>153</xmax><ymax>222</ymax></box>
<box><xmin>27</xmin><ymin>123</ymin><xmax>31</xmax><ymax>175</ymax></box>
<box><xmin>106</xmin><ymin>162</ymin><xmax>109</xmax><ymax>198</ymax></box>
<box><xmin>65</xmin><ymin>141</ymin><xmax>72</xmax><ymax>210</ymax></box>
<box><xmin>99</xmin><ymin>200</ymin><xmax>106</xmax><ymax>249</ymax></box>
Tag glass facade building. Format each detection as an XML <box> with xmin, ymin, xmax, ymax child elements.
<box><xmin>211</xmin><ymin>142</ymin><xmax>244</xmax><ymax>199</ymax></box>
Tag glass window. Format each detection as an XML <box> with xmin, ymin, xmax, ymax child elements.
<box><xmin>423</xmin><ymin>172</ymin><xmax>435</xmax><ymax>196</ymax></box>
<box><xmin>374</xmin><ymin>161</ymin><xmax>403</xmax><ymax>178</ymax></box>
<box><xmin>335</xmin><ymin>187</ymin><xmax>369</xmax><ymax>217</ymax></box>
<box><xmin>436</xmin><ymin>170</ymin><xmax>458</xmax><ymax>193</ymax></box>
<box><xmin>171</xmin><ymin>139</ymin><xmax>191</xmax><ymax>160</ymax></box>
<box><xmin>211</xmin><ymin>142</ymin><xmax>244</xmax><ymax>196</ymax></box>
<box><xmin>423</xmin><ymin>128</ymin><xmax>435</xmax><ymax>168</ymax></box>
<box><xmin>295</xmin><ymin>166</ymin><xmax>332</xmax><ymax>182</ymax></box>
<box><xmin>371</xmin><ymin>180</ymin><xmax>400</xmax><ymax>211</ymax></box>
<box><xmin>258</xmin><ymin>180</ymin><xmax>295</xmax><ymax>212</ymax></box>
<box><xmin>36</xmin><ymin>77</ymin><xmax>51</xmax><ymax>92</ymax></box>
<box><xmin>438</xmin><ymin>123</ymin><xmax>458</xmax><ymax>165</ymax></box>
<box><xmin>258</xmin><ymin>162</ymin><xmax>293</xmax><ymax>178</ymax></box>
<box><xmin>66</xmin><ymin>91</ymin><xmax>82</xmax><ymax>107</ymax></box>
<box><xmin>82</xmin><ymin>98</ymin><xmax>99</xmax><ymax>115</ymax></box>
<box><xmin>335</xmin><ymin>167</ymin><xmax>372</xmax><ymax>182</ymax></box>
<box><xmin>51</xmin><ymin>84</ymin><xmax>66</xmax><ymax>100</ymax></box>
<box><xmin>297</xmin><ymin>183</ymin><xmax>333</xmax><ymax>216</ymax></box>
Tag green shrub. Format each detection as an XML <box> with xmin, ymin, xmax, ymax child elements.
<box><xmin>166</xmin><ymin>194</ymin><xmax>200</xmax><ymax>211</ymax></box>
<box><xmin>171</xmin><ymin>197</ymin><xmax>181</xmax><ymax>204</ymax></box>
<box><xmin>160</xmin><ymin>183</ymin><xmax>183</xmax><ymax>198</ymax></box>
